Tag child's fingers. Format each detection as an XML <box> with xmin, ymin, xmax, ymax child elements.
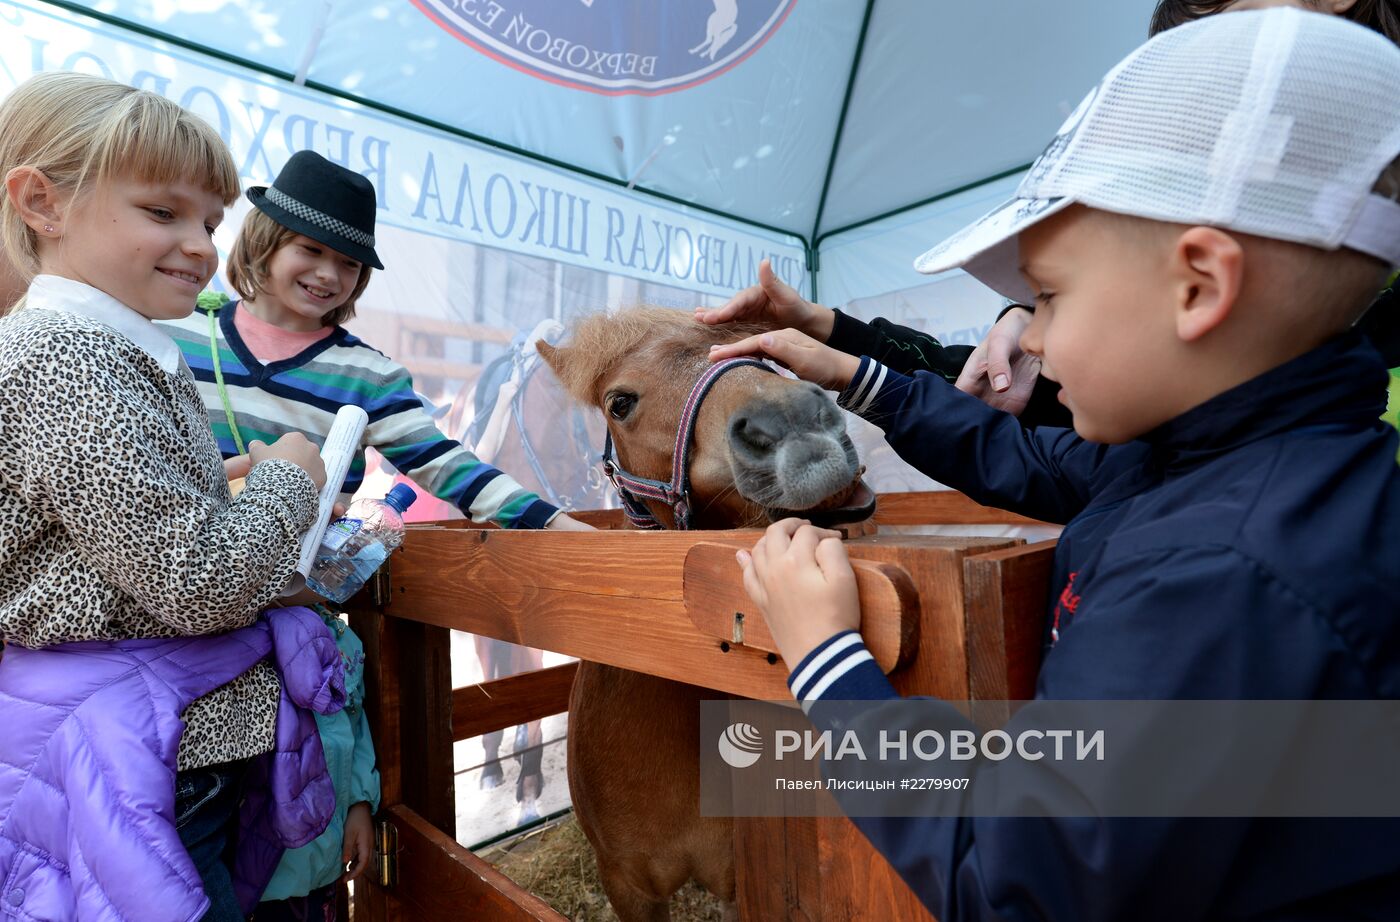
<box><xmin>710</xmin><ymin>328</ymin><xmax>817</xmax><ymax>367</ymax></box>
<box><xmin>747</xmin><ymin>533</ymin><xmax>781</xmax><ymax>599</ymax></box>
<box><xmin>707</xmin><ymin>332</ymin><xmax>772</xmax><ymax>362</ymax></box>
<box><xmin>954</xmin><ymin>344</ymin><xmax>989</xmax><ymax>395</ymax></box>
<box><xmin>713</xmin><ymin>330</ymin><xmax>856</xmax><ymax>391</ymax></box>
<box><xmin>341</xmin><ymin>839</ymin><xmax>369</xmax><ymax>882</ymax></box>
<box><xmin>222</xmin><ymin>454</ymin><xmax>252</xmax><ymax>481</ymax></box>
<box><xmin>814</xmin><ymin>535</ymin><xmax>854</xmax><ymax>583</ymax></box>
<box><xmin>745</xmin><ymin>537</ymin><xmax>770</xmax><ymax>585</ymax></box>
<box><xmin>984</xmin><ymin>308</ymin><xmax>1034</xmax><ymax>393</ymax></box>
<box><xmin>738</xmin><ymin>548</ymin><xmax>767</xmax><ymax>611</ymax></box>
<box><xmin>695</xmin><ymin>284</ymin><xmax>765</xmax><ymax>325</ymax></box>
<box><xmin>760</xmin><ymin>330</ymin><xmax>814</xmax><ymax>367</ymax></box>
<box><xmin>766</xmin><ymin>517</ymin><xmax>809</xmax><ymax>539</ymax></box>
<box><xmin>758</xmin><ymin>258</ymin><xmax>799</xmax><ymax>306</ymax></box>
<box><xmin>788</xmin><ymin>522</ymin><xmax>827</xmax><ymax>562</ymax></box>
<box><xmin>759</xmin><ymin>518</ymin><xmax>807</xmax><ymax>563</ymax></box>
<box><xmin>984</xmin><ymin>334</ymin><xmax>1019</xmax><ymax>394</ymax></box>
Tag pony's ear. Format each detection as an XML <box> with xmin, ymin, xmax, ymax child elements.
<box><xmin>537</xmin><ymin>339</ymin><xmax>594</xmax><ymax>404</ymax></box>
<box><xmin>536</xmin><ymin>339</ymin><xmax>564</xmax><ymax>375</ymax></box>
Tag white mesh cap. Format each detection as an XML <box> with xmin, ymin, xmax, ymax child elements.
<box><xmin>914</xmin><ymin>8</ymin><xmax>1400</xmax><ymax>304</ymax></box>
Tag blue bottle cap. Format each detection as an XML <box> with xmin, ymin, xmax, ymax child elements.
<box><xmin>384</xmin><ymin>483</ymin><xmax>418</xmax><ymax>515</ymax></box>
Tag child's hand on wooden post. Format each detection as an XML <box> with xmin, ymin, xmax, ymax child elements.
<box><xmin>546</xmin><ymin>512</ymin><xmax>595</xmax><ymax>531</ymax></box>
<box><xmin>738</xmin><ymin>518</ymin><xmax>861</xmax><ymax>670</ymax></box>
<box><xmin>340</xmin><ymin>802</ymin><xmax>374</xmax><ymax>883</ymax></box>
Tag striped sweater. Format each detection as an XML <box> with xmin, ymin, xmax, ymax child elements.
<box><xmin>160</xmin><ymin>301</ymin><xmax>557</xmax><ymax>529</ymax></box>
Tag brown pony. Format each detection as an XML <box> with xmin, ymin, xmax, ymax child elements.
<box><xmin>538</xmin><ymin>307</ymin><xmax>873</xmax><ymax>922</ymax></box>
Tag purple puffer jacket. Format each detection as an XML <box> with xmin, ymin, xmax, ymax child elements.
<box><xmin>0</xmin><ymin>606</ymin><xmax>345</xmax><ymax>922</ymax></box>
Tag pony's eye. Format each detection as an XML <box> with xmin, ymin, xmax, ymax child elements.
<box><xmin>608</xmin><ymin>393</ymin><xmax>637</xmax><ymax>421</ymax></box>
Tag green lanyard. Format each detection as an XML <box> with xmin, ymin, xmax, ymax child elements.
<box><xmin>207</xmin><ymin>306</ymin><xmax>247</xmax><ymax>455</ymax></box>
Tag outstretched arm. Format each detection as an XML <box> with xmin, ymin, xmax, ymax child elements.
<box><xmin>699</xmin><ymin>260</ymin><xmax>1056</xmax><ymax>413</ymax></box>
<box><xmin>362</xmin><ymin>360</ymin><xmax>560</xmax><ymax>529</ymax></box>
<box><xmin>710</xmin><ymin>333</ymin><xmax>1123</xmax><ymax>524</ymax></box>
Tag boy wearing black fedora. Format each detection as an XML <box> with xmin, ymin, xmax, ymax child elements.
<box><xmin>160</xmin><ymin>149</ymin><xmax>588</xmax><ymax>916</ymax></box>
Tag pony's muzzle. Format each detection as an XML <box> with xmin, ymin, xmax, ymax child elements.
<box><xmin>726</xmin><ymin>382</ymin><xmax>861</xmax><ymax>512</ymax></box>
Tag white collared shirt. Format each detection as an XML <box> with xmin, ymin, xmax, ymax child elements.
<box><xmin>25</xmin><ymin>274</ymin><xmax>186</xmax><ymax>375</ymax></box>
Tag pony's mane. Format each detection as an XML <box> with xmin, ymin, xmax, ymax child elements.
<box><xmin>550</xmin><ymin>306</ymin><xmax>766</xmax><ymax>403</ymax></box>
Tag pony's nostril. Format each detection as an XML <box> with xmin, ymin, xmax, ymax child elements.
<box><xmin>731</xmin><ymin>415</ymin><xmax>778</xmax><ymax>454</ymax></box>
<box><xmin>796</xmin><ymin>384</ymin><xmax>842</xmax><ymax>429</ymax></box>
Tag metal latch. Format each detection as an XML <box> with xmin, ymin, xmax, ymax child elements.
<box><xmin>374</xmin><ymin>819</ymin><xmax>399</xmax><ymax>888</ymax></box>
<box><xmin>369</xmin><ymin>561</ymin><xmax>393</xmax><ymax>608</ymax></box>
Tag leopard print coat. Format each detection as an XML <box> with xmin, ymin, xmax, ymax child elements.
<box><xmin>0</xmin><ymin>309</ymin><xmax>319</xmax><ymax>769</ymax></box>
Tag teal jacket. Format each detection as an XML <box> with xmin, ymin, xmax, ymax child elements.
<box><xmin>261</xmin><ymin>609</ymin><xmax>381</xmax><ymax>900</ymax></box>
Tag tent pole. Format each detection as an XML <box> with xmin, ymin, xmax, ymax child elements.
<box><xmin>293</xmin><ymin>0</ymin><xmax>333</xmax><ymax>87</ymax></box>
<box><xmin>807</xmin><ymin>0</ymin><xmax>878</xmax><ymax>303</ymax></box>
<box><xmin>813</xmin><ymin>162</ymin><xmax>1033</xmax><ymax>252</ymax></box>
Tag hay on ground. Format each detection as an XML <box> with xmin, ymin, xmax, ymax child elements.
<box><xmin>482</xmin><ymin>814</ymin><xmax>725</xmax><ymax>922</ymax></box>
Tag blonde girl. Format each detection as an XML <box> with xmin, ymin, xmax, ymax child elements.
<box><xmin>0</xmin><ymin>72</ymin><xmax>328</xmax><ymax>921</ymax></box>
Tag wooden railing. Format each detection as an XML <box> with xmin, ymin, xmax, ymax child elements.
<box><xmin>346</xmin><ymin>492</ymin><xmax>1058</xmax><ymax>921</ymax></box>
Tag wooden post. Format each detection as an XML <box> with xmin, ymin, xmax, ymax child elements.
<box><xmin>731</xmin><ymin>535</ymin><xmax>1020</xmax><ymax>922</ymax></box>
<box><xmin>348</xmin><ymin>578</ymin><xmax>404</xmax><ymax>922</ymax></box>
<box><xmin>964</xmin><ymin>541</ymin><xmax>1057</xmax><ymax>717</ymax></box>
<box><xmin>348</xmin><ymin>562</ymin><xmax>456</xmax><ymax>917</ymax></box>
<box><xmin>395</xmin><ymin>614</ymin><xmax>456</xmax><ymax>836</ymax></box>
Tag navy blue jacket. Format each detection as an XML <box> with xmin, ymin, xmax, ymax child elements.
<box><xmin>791</xmin><ymin>333</ymin><xmax>1400</xmax><ymax>921</ymax></box>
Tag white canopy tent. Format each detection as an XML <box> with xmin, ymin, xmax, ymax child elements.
<box><xmin>0</xmin><ymin>0</ymin><xmax>1156</xmax><ymax>555</ymax></box>
<box><xmin>11</xmin><ymin>0</ymin><xmax>1156</xmax><ymax>336</ymax></box>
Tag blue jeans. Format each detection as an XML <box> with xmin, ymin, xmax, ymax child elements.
<box><xmin>176</xmin><ymin>760</ymin><xmax>249</xmax><ymax>922</ymax></box>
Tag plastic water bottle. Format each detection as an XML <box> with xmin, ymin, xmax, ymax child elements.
<box><xmin>306</xmin><ymin>483</ymin><xmax>418</xmax><ymax>603</ymax></box>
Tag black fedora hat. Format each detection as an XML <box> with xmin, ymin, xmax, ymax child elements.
<box><xmin>247</xmin><ymin>150</ymin><xmax>384</xmax><ymax>270</ymax></box>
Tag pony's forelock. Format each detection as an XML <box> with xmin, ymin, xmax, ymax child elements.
<box><xmin>549</xmin><ymin>306</ymin><xmax>767</xmax><ymax>405</ymax></box>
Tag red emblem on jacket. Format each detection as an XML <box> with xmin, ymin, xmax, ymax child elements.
<box><xmin>1051</xmin><ymin>571</ymin><xmax>1081</xmax><ymax>644</ymax></box>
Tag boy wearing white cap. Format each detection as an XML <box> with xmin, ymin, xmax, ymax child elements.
<box><xmin>714</xmin><ymin>9</ymin><xmax>1400</xmax><ymax>919</ymax></box>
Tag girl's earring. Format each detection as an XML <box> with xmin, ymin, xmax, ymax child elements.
<box><xmin>42</xmin><ymin>224</ymin><xmax>53</xmax><ymax>234</ymax></box>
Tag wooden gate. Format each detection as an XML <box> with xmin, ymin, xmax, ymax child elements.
<box><xmin>346</xmin><ymin>491</ymin><xmax>1056</xmax><ymax>921</ymax></box>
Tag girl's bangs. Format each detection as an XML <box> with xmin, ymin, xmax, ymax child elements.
<box><xmin>95</xmin><ymin>94</ymin><xmax>240</xmax><ymax>205</ymax></box>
